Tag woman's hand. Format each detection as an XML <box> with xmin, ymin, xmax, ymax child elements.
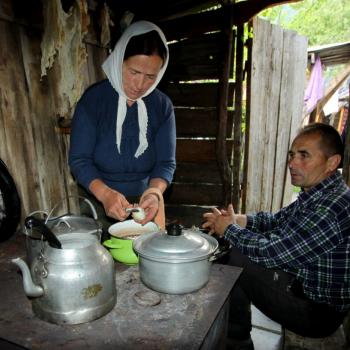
<box><xmin>202</xmin><ymin>204</ymin><xmax>236</xmax><ymax>237</ymax></box>
<box><xmin>138</xmin><ymin>193</ymin><xmax>159</xmax><ymax>225</ymax></box>
<box><xmin>89</xmin><ymin>179</ymin><xmax>130</xmax><ymax>221</ymax></box>
<box><xmin>101</xmin><ymin>188</ymin><xmax>131</xmax><ymax>221</ymax></box>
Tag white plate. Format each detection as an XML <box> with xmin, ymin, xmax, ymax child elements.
<box><xmin>108</xmin><ymin>220</ymin><xmax>159</xmax><ymax>238</ymax></box>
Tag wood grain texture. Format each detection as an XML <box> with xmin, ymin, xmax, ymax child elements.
<box><xmin>246</xmin><ymin>17</ymin><xmax>307</xmax><ymax>213</ymax></box>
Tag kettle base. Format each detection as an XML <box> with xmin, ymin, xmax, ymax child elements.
<box><xmin>32</xmin><ymin>294</ymin><xmax>116</xmax><ymax>325</ymax></box>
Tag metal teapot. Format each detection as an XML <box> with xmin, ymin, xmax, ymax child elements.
<box><xmin>12</xmin><ymin>218</ymin><xmax>116</xmax><ymax>325</ymax></box>
<box><xmin>24</xmin><ymin>197</ymin><xmax>102</xmax><ymax>267</ymax></box>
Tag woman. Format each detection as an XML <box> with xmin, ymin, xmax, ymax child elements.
<box><xmin>69</xmin><ymin>21</ymin><xmax>176</xmax><ymax>229</ymax></box>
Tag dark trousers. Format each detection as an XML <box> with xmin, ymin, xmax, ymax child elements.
<box><xmin>228</xmin><ymin>247</ymin><xmax>347</xmax><ymax>339</ymax></box>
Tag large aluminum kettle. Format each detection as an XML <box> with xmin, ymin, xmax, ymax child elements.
<box><xmin>12</xmin><ymin>218</ymin><xmax>116</xmax><ymax>325</ymax></box>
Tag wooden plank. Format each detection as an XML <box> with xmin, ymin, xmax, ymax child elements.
<box><xmin>175</xmin><ymin>108</ymin><xmax>233</xmax><ymax>138</ymax></box>
<box><xmin>0</xmin><ymin>20</ymin><xmax>41</xmax><ymax>216</ymax></box>
<box><xmin>232</xmin><ymin>24</ymin><xmax>244</xmax><ymax>210</ymax></box>
<box><xmin>176</xmin><ymin>139</ymin><xmax>232</xmax><ymax>163</ymax></box>
<box><xmin>260</xmin><ymin>21</ymin><xmax>283</xmax><ymax>212</ymax></box>
<box><xmin>247</xmin><ymin>18</ymin><xmax>284</xmax><ymax>213</ymax></box>
<box><xmin>281</xmin><ymin>31</ymin><xmax>308</xmax><ymax>208</ymax></box>
<box><xmin>246</xmin><ymin>17</ymin><xmax>307</xmax><ymax>213</ymax></box>
<box><xmin>160</xmin><ymin>82</ymin><xmax>235</xmax><ymax>108</ymax></box>
<box><xmin>174</xmin><ymin>162</ymin><xmax>222</xmax><ymax>184</ymax></box>
<box><xmin>246</xmin><ymin>17</ymin><xmax>270</xmax><ymax>213</ymax></box>
<box><xmin>165</xmin><ymin>183</ymin><xmax>223</xmax><ymax>206</ymax></box>
<box><xmin>274</xmin><ymin>28</ymin><xmax>307</xmax><ymax>211</ymax></box>
<box><xmin>167</xmin><ymin>32</ymin><xmax>233</xmax><ymax>81</ymax></box>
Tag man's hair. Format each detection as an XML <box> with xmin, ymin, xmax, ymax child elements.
<box><xmin>297</xmin><ymin>123</ymin><xmax>344</xmax><ymax>167</ymax></box>
<box><xmin>124</xmin><ymin>31</ymin><xmax>167</xmax><ymax>64</ymax></box>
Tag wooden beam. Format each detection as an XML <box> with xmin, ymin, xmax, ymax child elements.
<box><xmin>232</xmin><ymin>24</ymin><xmax>244</xmax><ymax>211</ymax></box>
<box><xmin>343</xmin><ymin>85</ymin><xmax>350</xmax><ymax>186</ymax></box>
<box><xmin>216</xmin><ymin>8</ymin><xmax>234</xmax><ymax>207</ymax></box>
<box><xmin>161</xmin><ymin>0</ymin><xmax>302</xmax><ymax>41</ymax></box>
<box><xmin>312</xmin><ymin>61</ymin><xmax>350</xmax><ymax>119</ymax></box>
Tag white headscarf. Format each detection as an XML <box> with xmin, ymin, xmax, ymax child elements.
<box><xmin>102</xmin><ymin>21</ymin><xmax>169</xmax><ymax>158</ymax></box>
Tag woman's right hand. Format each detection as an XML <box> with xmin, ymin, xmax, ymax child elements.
<box><xmin>89</xmin><ymin>179</ymin><xmax>130</xmax><ymax>221</ymax></box>
<box><xmin>101</xmin><ymin>188</ymin><xmax>131</xmax><ymax>221</ymax></box>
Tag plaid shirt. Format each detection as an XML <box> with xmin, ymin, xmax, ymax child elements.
<box><xmin>225</xmin><ymin>172</ymin><xmax>350</xmax><ymax>312</ymax></box>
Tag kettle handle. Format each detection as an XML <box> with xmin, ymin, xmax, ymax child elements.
<box><xmin>46</xmin><ymin>196</ymin><xmax>98</xmax><ymax>221</ymax></box>
<box><xmin>81</xmin><ymin>197</ymin><xmax>98</xmax><ymax>220</ymax></box>
<box><xmin>25</xmin><ymin>216</ymin><xmax>62</xmax><ymax>249</ymax></box>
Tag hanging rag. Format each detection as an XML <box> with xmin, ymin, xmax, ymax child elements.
<box><xmin>304</xmin><ymin>56</ymin><xmax>324</xmax><ymax>114</ymax></box>
<box><xmin>102</xmin><ymin>21</ymin><xmax>169</xmax><ymax>158</ymax></box>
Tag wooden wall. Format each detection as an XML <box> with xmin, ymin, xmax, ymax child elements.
<box><xmin>160</xmin><ymin>29</ymin><xmax>236</xmax><ymax>226</ymax></box>
<box><xmin>244</xmin><ymin>17</ymin><xmax>308</xmax><ymax>213</ymax></box>
<box><xmin>0</xmin><ymin>0</ymin><xmax>107</xmax><ymax>219</ymax></box>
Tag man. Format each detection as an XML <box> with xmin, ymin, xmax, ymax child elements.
<box><xmin>203</xmin><ymin>123</ymin><xmax>350</xmax><ymax>350</ymax></box>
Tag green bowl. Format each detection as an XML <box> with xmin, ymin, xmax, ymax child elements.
<box><xmin>103</xmin><ymin>237</ymin><xmax>139</xmax><ymax>265</ymax></box>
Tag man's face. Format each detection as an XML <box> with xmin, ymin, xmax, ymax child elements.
<box><xmin>122</xmin><ymin>54</ymin><xmax>163</xmax><ymax>101</ymax></box>
<box><xmin>288</xmin><ymin>133</ymin><xmax>336</xmax><ymax>191</ymax></box>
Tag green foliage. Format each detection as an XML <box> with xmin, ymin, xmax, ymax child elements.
<box><xmin>260</xmin><ymin>0</ymin><xmax>350</xmax><ymax>46</ymax></box>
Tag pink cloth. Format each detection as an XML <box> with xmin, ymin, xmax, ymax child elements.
<box><xmin>304</xmin><ymin>56</ymin><xmax>324</xmax><ymax>114</ymax></box>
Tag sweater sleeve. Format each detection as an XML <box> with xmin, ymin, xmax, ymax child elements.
<box><xmin>68</xmin><ymin>101</ymin><xmax>101</xmax><ymax>191</ymax></box>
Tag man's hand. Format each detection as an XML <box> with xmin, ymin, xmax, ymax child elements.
<box><xmin>202</xmin><ymin>204</ymin><xmax>236</xmax><ymax>237</ymax></box>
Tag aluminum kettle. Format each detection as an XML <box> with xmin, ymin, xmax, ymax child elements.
<box><xmin>12</xmin><ymin>228</ymin><xmax>116</xmax><ymax>325</ymax></box>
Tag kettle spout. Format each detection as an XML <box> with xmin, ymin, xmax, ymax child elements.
<box><xmin>12</xmin><ymin>257</ymin><xmax>44</xmax><ymax>297</ymax></box>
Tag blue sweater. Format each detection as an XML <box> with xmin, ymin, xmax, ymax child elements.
<box><xmin>69</xmin><ymin>80</ymin><xmax>176</xmax><ymax>197</ymax></box>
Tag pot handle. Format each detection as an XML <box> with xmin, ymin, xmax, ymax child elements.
<box><xmin>209</xmin><ymin>247</ymin><xmax>230</xmax><ymax>262</ymax></box>
<box><xmin>103</xmin><ymin>239</ymin><xmax>122</xmax><ymax>249</ymax></box>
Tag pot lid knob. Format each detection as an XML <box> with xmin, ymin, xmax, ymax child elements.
<box><xmin>166</xmin><ymin>223</ymin><xmax>183</xmax><ymax>236</ymax></box>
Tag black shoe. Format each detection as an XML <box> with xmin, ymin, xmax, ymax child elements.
<box><xmin>226</xmin><ymin>337</ymin><xmax>254</xmax><ymax>350</ymax></box>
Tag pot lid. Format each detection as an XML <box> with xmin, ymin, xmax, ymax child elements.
<box><xmin>133</xmin><ymin>224</ymin><xmax>218</xmax><ymax>261</ymax></box>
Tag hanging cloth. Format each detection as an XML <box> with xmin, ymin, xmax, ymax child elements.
<box><xmin>304</xmin><ymin>56</ymin><xmax>324</xmax><ymax>114</ymax></box>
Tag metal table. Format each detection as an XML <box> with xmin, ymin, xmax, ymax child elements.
<box><xmin>0</xmin><ymin>232</ymin><xmax>241</xmax><ymax>350</ymax></box>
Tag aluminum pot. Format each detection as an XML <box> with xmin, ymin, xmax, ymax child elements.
<box><xmin>133</xmin><ymin>224</ymin><xmax>219</xmax><ymax>294</ymax></box>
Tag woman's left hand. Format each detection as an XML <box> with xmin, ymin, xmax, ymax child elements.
<box><xmin>137</xmin><ymin>193</ymin><xmax>159</xmax><ymax>225</ymax></box>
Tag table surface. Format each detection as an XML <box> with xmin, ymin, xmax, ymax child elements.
<box><xmin>0</xmin><ymin>233</ymin><xmax>241</xmax><ymax>350</ymax></box>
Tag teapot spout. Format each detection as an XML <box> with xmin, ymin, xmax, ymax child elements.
<box><xmin>12</xmin><ymin>257</ymin><xmax>43</xmax><ymax>297</ymax></box>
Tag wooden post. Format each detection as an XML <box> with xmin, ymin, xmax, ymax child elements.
<box><xmin>242</xmin><ymin>21</ymin><xmax>253</xmax><ymax>214</ymax></box>
<box><xmin>232</xmin><ymin>24</ymin><xmax>244</xmax><ymax>212</ymax></box>
<box><xmin>342</xmin><ymin>83</ymin><xmax>350</xmax><ymax>186</ymax></box>
<box><xmin>216</xmin><ymin>7</ymin><xmax>235</xmax><ymax>207</ymax></box>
